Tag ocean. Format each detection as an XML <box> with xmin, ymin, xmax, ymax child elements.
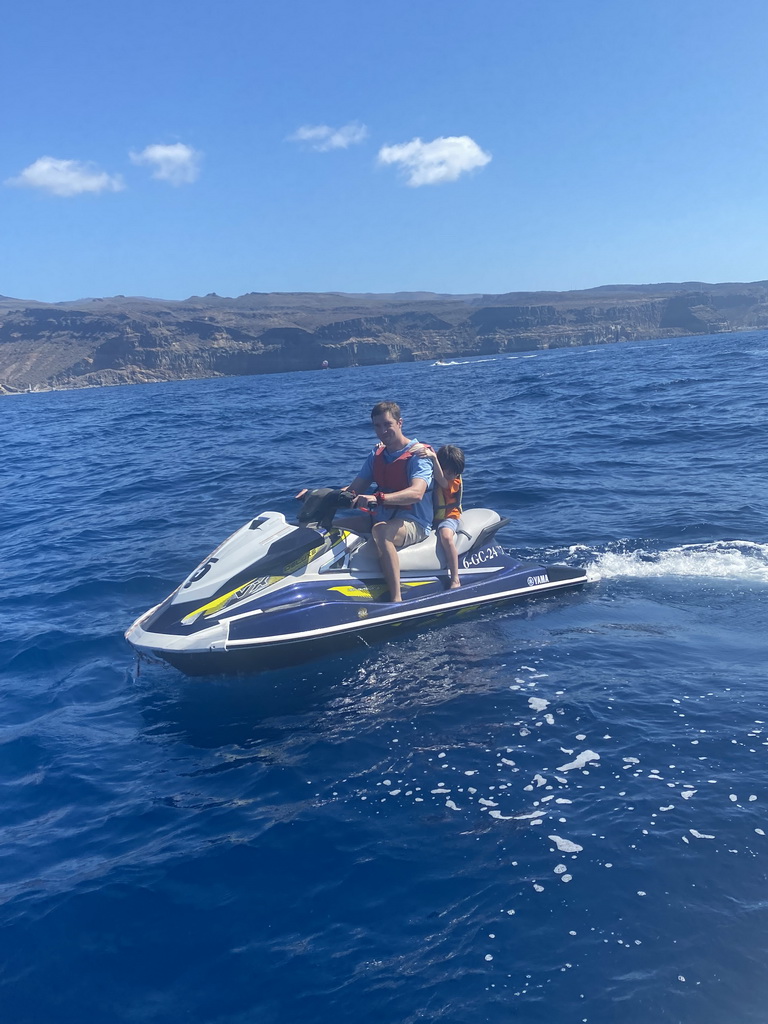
<box><xmin>2</xmin><ymin>330</ymin><xmax>767</xmax><ymax>1024</ymax></box>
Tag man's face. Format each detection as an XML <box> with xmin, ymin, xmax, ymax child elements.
<box><xmin>372</xmin><ymin>412</ymin><xmax>404</xmax><ymax>449</ymax></box>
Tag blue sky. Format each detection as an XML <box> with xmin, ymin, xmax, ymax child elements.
<box><xmin>3</xmin><ymin>0</ymin><xmax>768</xmax><ymax>302</ymax></box>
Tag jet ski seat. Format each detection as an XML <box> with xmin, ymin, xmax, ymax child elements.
<box><xmin>347</xmin><ymin>508</ymin><xmax>504</xmax><ymax>573</ymax></box>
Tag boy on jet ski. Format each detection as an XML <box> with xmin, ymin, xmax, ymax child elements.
<box><xmin>414</xmin><ymin>443</ymin><xmax>465</xmax><ymax>590</ymax></box>
<box><xmin>340</xmin><ymin>400</ymin><xmax>434</xmax><ymax>602</ymax></box>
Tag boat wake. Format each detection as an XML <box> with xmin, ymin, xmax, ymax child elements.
<box><xmin>574</xmin><ymin>540</ymin><xmax>768</xmax><ymax>582</ymax></box>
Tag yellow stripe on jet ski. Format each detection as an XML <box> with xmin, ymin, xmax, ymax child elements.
<box><xmin>329</xmin><ymin>584</ymin><xmax>387</xmax><ymax>599</ymax></box>
<box><xmin>328</xmin><ymin>580</ymin><xmax>432</xmax><ymax>600</ymax></box>
<box><xmin>181</xmin><ymin>576</ymin><xmax>282</xmax><ymax>625</ymax></box>
<box><xmin>181</xmin><ymin>537</ymin><xmax>347</xmax><ymax>625</ymax></box>
<box><xmin>283</xmin><ymin>542</ymin><xmax>327</xmax><ymax>575</ymax></box>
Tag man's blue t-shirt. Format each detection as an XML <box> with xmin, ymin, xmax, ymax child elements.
<box><xmin>359</xmin><ymin>440</ymin><xmax>434</xmax><ymax>534</ymax></box>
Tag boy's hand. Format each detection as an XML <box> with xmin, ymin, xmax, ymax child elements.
<box><xmin>411</xmin><ymin>444</ymin><xmax>436</xmax><ymax>459</ymax></box>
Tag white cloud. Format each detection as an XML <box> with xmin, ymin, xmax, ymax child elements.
<box><xmin>130</xmin><ymin>143</ymin><xmax>202</xmax><ymax>185</ymax></box>
<box><xmin>377</xmin><ymin>135</ymin><xmax>492</xmax><ymax>186</ymax></box>
<box><xmin>5</xmin><ymin>156</ymin><xmax>124</xmax><ymax>196</ymax></box>
<box><xmin>288</xmin><ymin>121</ymin><xmax>368</xmax><ymax>151</ymax></box>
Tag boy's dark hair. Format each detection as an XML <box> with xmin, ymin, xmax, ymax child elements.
<box><xmin>371</xmin><ymin>400</ymin><xmax>401</xmax><ymax>420</ymax></box>
<box><xmin>437</xmin><ymin>444</ymin><xmax>465</xmax><ymax>475</ymax></box>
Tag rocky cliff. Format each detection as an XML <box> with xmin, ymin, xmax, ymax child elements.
<box><xmin>2</xmin><ymin>281</ymin><xmax>767</xmax><ymax>393</ymax></box>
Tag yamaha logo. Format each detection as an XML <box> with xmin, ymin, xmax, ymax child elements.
<box><xmin>527</xmin><ymin>574</ymin><xmax>549</xmax><ymax>586</ymax></box>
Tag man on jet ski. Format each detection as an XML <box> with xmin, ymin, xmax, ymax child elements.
<box><xmin>340</xmin><ymin>400</ymin><xmax>434</xmax><ymax>602</ymax></box>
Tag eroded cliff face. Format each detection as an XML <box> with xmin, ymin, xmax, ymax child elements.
<box><xmin>1</xmin><ymin>283</ymin><xmax>766</xmax><ymax>392</ymax></box>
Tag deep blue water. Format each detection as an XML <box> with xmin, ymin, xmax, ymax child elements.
<box><xmin>2</xmin><ymin>331</ymin><xmax>768</xmax><ymax>1024</ymax></box>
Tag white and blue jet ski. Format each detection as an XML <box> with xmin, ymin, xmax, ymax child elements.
<box><xmin>125</xmin><ymin>488</ymin><xmax>596</xmax><ymax>676</ymax></box>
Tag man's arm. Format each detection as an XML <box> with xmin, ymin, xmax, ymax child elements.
<box><xmin>344</xmin><ymin>474</ymin><xmax>372</xmax><ymax>495</ymax></box>
<box><xmin>344</xmin><ymin>452</ymin><xmax>375</xmax><ymax>498</ymax></box>
<box><xmin>375</xmin><ymin>476</ymin><xmax>428</xmax><ymax>507</ymax></box>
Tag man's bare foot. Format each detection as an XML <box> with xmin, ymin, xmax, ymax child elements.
<box><xmin>449</xmin><ymin>579</ymin><xmax>461</xmax><ymax>589</ymax></box>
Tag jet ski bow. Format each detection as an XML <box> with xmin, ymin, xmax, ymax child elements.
<box><xmin>125</xmin><ymin>488</ymin><xmax>596</xmax><ymax>675</ymax></box>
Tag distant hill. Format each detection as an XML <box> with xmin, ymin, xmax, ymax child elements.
<box><xmin>2</xmin><ymin>281</ymin><xmax>767</xmax><ymax>393</ymax></box>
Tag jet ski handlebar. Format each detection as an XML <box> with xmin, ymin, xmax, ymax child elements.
<box><xmin>295</xmin><ymin>487</ymin><xmax>357</xmax><ymax>530</ymax></box>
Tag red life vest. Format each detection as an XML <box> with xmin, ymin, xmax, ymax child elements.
<box><xmin>372</xmin><ymin>443</ymin><xmax>416</xmax><ymax>509</ymax></box>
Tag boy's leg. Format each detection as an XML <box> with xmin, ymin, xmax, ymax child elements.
<box><xmin>438</xmin><ymin>524</ymin><xmax>461</xmax><ymax>588</ymax></box>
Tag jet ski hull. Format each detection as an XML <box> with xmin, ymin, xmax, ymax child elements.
<box><xmin>126</xmin><ymin>497</ymin><xmax>597</xmax><ymax>676</ymax></box>
<box><xmin>128</xmin><ymin>557</ymin><xmax>590</xmax><ymax>676</ymax></box>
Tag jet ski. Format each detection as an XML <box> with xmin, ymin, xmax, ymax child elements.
<box><xmin>125</xmin><ymin>488</ymin><xmax>597</xmax><ymax>676</ymax></box>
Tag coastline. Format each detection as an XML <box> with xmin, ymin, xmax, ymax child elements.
<box><xmin>1</xmin><ymin>281</ymin><xmax>765</xmax><ymax>394</ymax></box>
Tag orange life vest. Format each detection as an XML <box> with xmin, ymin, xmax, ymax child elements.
<box><xmin>434</xmin><ymin>475</ymin><xmax>463</xmax><ymax>522</ymax></box>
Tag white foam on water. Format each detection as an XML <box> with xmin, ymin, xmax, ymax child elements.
<box><xmin>558</xmin><ymin>750</ymin><xmax>601</xmax><ymax>772</ymax></box>
<box><xmin>528</xmin><ymin>697</ymin><xmax>550</xmax><ymax>712</ymax></box>
<box><xmin>586</xmin><ymin>540</ymin><xmax>768</xmax><ymax>582</ymax></box>
<box><xmin>549</xmin><ymin>835</ymin><xmax>583</xmax><ymax>853</ymax></box>
<box><xmin>689</xmin><ymin>829</ymin><xmax>715</xmax><ymax>839</ymax></box>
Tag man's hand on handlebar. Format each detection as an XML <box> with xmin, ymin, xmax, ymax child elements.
<box><xmin>353</xmin><ymin>493</ymin><xmax>378</xmax><ymax>510</ymax></box>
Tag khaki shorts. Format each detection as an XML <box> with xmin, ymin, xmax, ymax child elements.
<box><xmin>395</xmin><ymin>517</ymin><xmax>429</xmax><ymax>548</ymax></box>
